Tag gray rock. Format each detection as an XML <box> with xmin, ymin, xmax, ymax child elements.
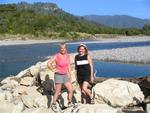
<box><xmin>147</xmin><ymin>103</ymin><xmax>150</xmax><ymax>113</ymax></box>
<box><xmin>93</xmin><ymin>79</ymin><xmax>144</xmax><ymax>107</ymax></box>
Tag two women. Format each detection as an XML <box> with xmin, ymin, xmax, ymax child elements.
<box><xmin>47</xmin><ymin>42</ymin><xmax>94</xmax><ymax>112</ymax></box>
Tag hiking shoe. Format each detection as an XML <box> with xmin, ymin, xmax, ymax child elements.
<box><xmin>51</xmin><ymin>103</ymin><xmax>61</xmax><ymax>112</ymax></box>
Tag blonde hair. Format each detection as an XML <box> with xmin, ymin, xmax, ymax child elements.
<box><xmin>59</xmin><ymin>42</ymin><xmax>67</xmax><ymax>48</ymax></box>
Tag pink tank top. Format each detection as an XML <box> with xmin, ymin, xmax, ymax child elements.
<box><xmin>55</xmin><ymin>53</ymin><xmax>70</xmax><ymax>74</ymax></box>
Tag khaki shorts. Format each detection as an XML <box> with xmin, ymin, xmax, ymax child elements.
<box><xmin>54</xmin><ymin>72</ymin><xmax>69</xmax><ymax>84</ymax></box>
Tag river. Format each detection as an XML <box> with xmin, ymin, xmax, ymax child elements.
<box><xmin>0</xmin><ymin>40</ymin><xmax>150</xmax><ymax>78</ymax></box>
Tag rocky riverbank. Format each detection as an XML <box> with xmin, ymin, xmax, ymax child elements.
<box><xmin>0</xmin><ymin>59</ymin><xmax>149</xmax><ymax>113</ymax></box>
<box><xmin>91</xmin><ymin>46</ymin><xmax>150</xmax><ymax>64</ymax></box>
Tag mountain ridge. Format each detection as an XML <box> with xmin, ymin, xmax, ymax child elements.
<box><xmin>83</xmin><ymin>15</ymin><xmax>150</xmax><ymax>28</ymax></box>
<box><xmin>0</xmin><ymin>2</ymin><xmax>150</xmax><ymax>37</ymax></box>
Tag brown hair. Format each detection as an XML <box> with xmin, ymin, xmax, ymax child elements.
<box><xmin>77</xmin><ymin>44</ymin><xmax>88</xmax><ymax>55</ymax></box>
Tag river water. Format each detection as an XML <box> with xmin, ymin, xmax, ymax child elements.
<box><xmin>0</xmin><ymin>41</ymin><xmax>150</xmax><ymax>78</ymax></box>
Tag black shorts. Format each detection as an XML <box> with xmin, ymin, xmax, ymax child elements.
<box><xmin>77</xmin><ymin>74</ymin><xmax>90</xmax><ymax>84</ymax></box>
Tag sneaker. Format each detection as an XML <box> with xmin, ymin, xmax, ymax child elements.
<box><xmin>90</xmin><ymin>98</ymin><xmax>95</xmax><ymax>104</ymax></box>
<box><xmin>51</xmin><ymin>103</ymin><xmax>61</xmax><ymax>112</ymax></box>
<box><xmin>68</xmin><ymin>102</ymin><xmax>78</xmax><ymax>109</ymax></box>
<box><xmin>68</xmin><ymin>102</ymin><xmax>73</xmax><ymax>108</ymax></box>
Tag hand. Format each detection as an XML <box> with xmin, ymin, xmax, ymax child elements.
<box><xmin>52</xmin><ymin>68</ymin><xmax>57</xmax><ymax>72</ymax></box>
<box><xmin>90</xmin><ymin>76</ymin><xmax>94</xmax><ymax>83</ymax></box>
<box><xmin>68</xmin><ymin>76</ymin><xmax>72</xmax><ymax>82</ymax></box>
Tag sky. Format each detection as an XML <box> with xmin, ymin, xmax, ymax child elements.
<box><xmin>0</xmin><ymin>0</ymin><xmax>150</xmax><ymax>19</ymax></box>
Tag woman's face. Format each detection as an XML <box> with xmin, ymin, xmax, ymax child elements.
<box><xmin>78</xmin><ymin>46</ymin><xmax>86</xmax><ymax>55</ymax></box>
<box><xmin>60</xmin><ymin>45</ymin><xmax>67</xmax><ymax>54</ymax></box>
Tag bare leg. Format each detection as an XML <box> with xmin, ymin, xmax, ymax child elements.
<box><xmin>52</xmin><ymin>83</ymin><xmax>62</xmax><ymax>104</ymax></box>
<box><xmin>82</xmin><ymin>81</ymin><xmax>92</xmax><ymax>103</ymax></box>
<box><xmin>78</xmin><ymin>83</ymin><xmax>86</xmax><ymax>104</ymax></box>
<box><xmin>64</xmin><ymin>81</ymin><xmax>73</xmax><ymax>103</ymax></box>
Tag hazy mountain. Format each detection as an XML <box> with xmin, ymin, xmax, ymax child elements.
<box><xmin>83</xmin><ymin>15</ymin><xmax>150</xmax><ymax>28</ymax></box>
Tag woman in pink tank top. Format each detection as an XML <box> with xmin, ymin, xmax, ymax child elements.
<box><xmin>47</xmin><ymin>42</ymin><xmax>73</xmax><ymax>112</ymax></box>
<box><xmin>54</xmin><ymin>52</ymin><xmax>70</xmax><ymax>74</ymax></box>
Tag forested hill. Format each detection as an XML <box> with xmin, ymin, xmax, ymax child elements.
<box><xmin>0</xmin><ymin>2</ymin><xmax>104</xmax><ymax>39</ymax></box>
<box><xmin>0</xmin><ymin>2</ymin><xmax>150</xmax><ymax>39</ymax></box>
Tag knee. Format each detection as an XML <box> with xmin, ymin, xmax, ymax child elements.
<box><xmin>82</xmin><ymin>87</ymin><xmax>88</xmax><ymax>93</ymax></box>
<box><xmin>54</xmin><ymin>90</ymin><xmax>61</xmax><ymax>95</ymax></box>
<box><xmin>81</xmin><ymin>90</ymin><xmax>86</xmax><ymax>96</ymax></box>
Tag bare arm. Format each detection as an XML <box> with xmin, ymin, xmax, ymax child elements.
<box><xmin>74</xmin><ymin>55</ymin><xmax>77</xmax><ymax>70</ymax></box>
<box><xmin>47</xmin><ymin>56</ymin><xmax>56</xmax><ymax>72</ymax></box>
<box><xmin>67</xmin><ymin>56</ymin><xmax>72</xmax><ymax>81</ymax></box>
<box><xmin>67</xmin><ymin>64</ymin><xmax>72</xmax><ymax>81</ymax></box>
<box><xmin>87</xmin><ymin>54</ymin><xmax>94</xmax><ymax>82</ymax></box>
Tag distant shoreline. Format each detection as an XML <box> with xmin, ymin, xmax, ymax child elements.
<box><xmin>0</xmin><ymin>36</ymin><xmax>150</xmax><ymax>46</ymax></box>
<box><xmin>0</xmin><ymin>39</ymin><xmax>63</xmax><ymax>46</ymax></box>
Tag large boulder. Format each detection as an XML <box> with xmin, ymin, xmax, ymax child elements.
<box><xmin>29</xmin><ymin>61</ymin><xmax>49</xmax><ymax>77</ymax></box>
<box><xmin>1</xmin><ymin>82</ymin><xmax>18</xmax><ymax>90</ymax></box>
<box><xmin>1</xmin><ymin>76</ymin><xmax>19</xmax><ymax>90</ymax></box>
<box><xmin>1</xmin><ymin>76</ymin><xmax>19</xmax><ymax>85</ymax></box>
<box><xmin>20</xmin><ymin>77</ymin><xmax>35</xmax><ymax>86</ymax></box>
<box><xmin>13</xmin><ymin>86</ymin><xmax>38</xmax><ymax>96</ymax></box>
<box><xmin>120</xmin><ymin>76</ymin><xmax>150</xmax><ymax>100</ymax></box>
<box><xmin>18</xmin><ymin>86</ymin><xmax>41</xmax><ymax>108</ymax></box>
<box><xmin>21</xmin><ymin>94</ymin><xmax>48</xmax><ymax>108</ymax></box>
<box><xmin>93</xmin><ymin>79</ymin><xmax>144</xmax><ymax>107</ymax></box>
<box><xmin>19</xmin><ymin>86</ymin><xmax>49</xmax><ymax>108</ymax></box>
